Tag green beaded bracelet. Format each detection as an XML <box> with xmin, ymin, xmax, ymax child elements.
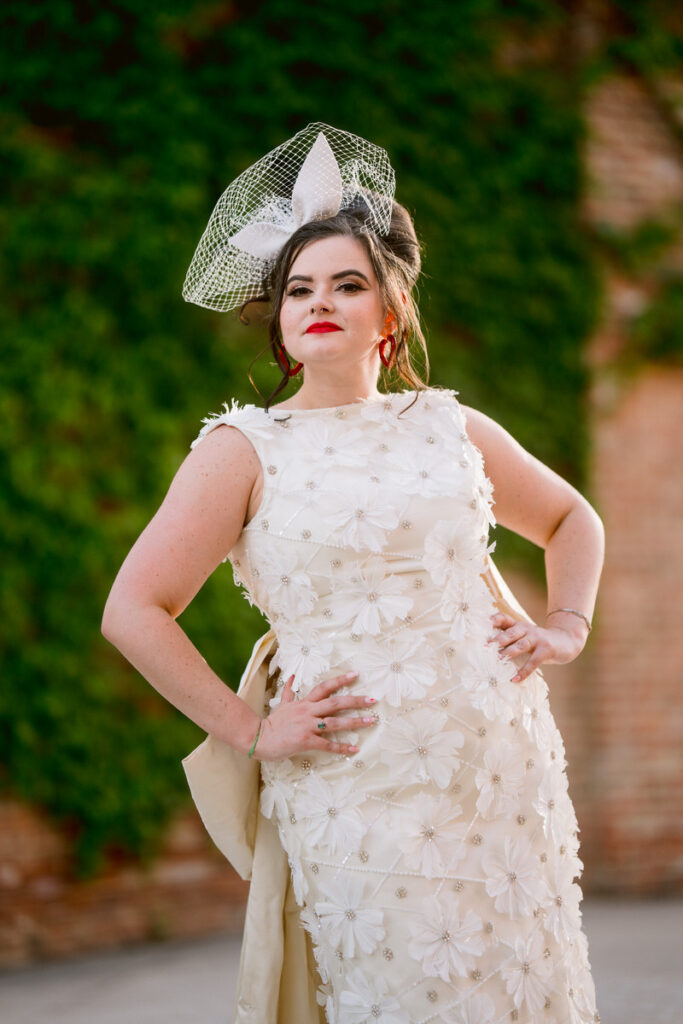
<box><xmin>247</xmin><ymin>721</ymin><xmax>262</xmax><ymax>759</ymax></box>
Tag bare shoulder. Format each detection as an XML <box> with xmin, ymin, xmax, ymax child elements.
<box><xmin>457</xmin><ymin>402</ymin><xmax>589</xmax><ymax>548</ymax></box>
<box><xmin>458</xmin><ymin>403</ymin><xmax>516</xmax><ymax>456</ymax></box>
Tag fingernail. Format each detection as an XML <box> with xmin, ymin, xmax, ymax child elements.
<box><xmin>349</xmin><ymin>745</ymin><xmax>359</xmax><ymax>752</ymax></box>
<box><xmin>365</xmin><ymin>697</ymin><xmax>376</xmax><ymax>704</ymax></box>
<box><xmin>512</xmin><ymin>673</ymin><xmax>521</xmax><ymax>682</ymax></box>
<box><xmin>363</xmin><ymin>717</ymin><xmax>377</xmax><ymax>724</ymax></box>
<box><xmin>346</xmin><ymin>671</ymin><xmax>359</xmax><ymax>680</ymax></box>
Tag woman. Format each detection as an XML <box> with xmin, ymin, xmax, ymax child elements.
<box><xmin>102</xmin><ymin>124</ymin><xmax>604</xmax><ymax>1024</ymax></box>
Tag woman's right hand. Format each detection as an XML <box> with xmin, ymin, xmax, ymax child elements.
<box><xmin>252</xmin><ymin>671</ymin><xmax>378</xmax><ymax>761</ymax></box>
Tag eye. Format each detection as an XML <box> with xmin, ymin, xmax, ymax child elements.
<box><xmin>286</xmin><ymin>286</ymin><xmax>311</xmax><ymax>297</ymax></box>
<box><xmin>337</xmin><ymin>282</ymin><xmax>364</xmax><ymax>292</ymax></box>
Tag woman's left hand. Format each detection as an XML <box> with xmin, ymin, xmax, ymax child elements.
<box><xmin>488</xmin><ymin>612</ymin><xmax>588</xmax><ymax>684</ymax></box>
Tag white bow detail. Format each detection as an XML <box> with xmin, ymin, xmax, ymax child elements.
<box><xmin>228</xmin><ymin>132</ymin><xmax>344</xmax><ymax>260</ymax></box>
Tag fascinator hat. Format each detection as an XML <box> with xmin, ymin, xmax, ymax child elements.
<box><xmin>182</xmin><ymin>122</ymin><xmax>396</xmax><ymax>313</ymax></box>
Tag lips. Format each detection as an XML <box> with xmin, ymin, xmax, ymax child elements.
<box><xmin>305</xmin><ymin>322</ymin><xmax>342</xmax><ymax>334</ymax></box>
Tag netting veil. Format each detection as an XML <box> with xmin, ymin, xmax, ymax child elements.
<box><xmin>182</xmin><ymin>123</ymin><xmax>396</xmax><ymax>313</ymax></box>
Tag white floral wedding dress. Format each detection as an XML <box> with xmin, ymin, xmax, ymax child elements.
<box><xmin>192</xmin><ymin>387</ymin><xmax>600</xmax><ymax>1024</ymax></box>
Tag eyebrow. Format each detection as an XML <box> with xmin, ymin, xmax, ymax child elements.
<box><xmin>285</xmin><ymin>269</ymin><xmax>371</xmax><ymax>287</ymax></box>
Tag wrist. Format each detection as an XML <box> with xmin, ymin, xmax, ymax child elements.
<box><xmin>545</xmin><ymin>610</ymin><xmax>589</xmax><ymax>646</ymax></box>
<box><xmin>235</xmin><ymin>712</ymin><xmax>264</xmax><ymax>757</ymax></box>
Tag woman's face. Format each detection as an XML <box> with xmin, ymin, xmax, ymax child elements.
<box><xmin>278</xmin><ymin>234</ymin><xmax>391</xmax><ymax>370</ymax></box>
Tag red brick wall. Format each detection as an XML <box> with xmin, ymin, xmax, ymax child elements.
<box><xmin>0</xmin><ymin>801</ymin><xmax>247</xmax><ymax>967</ymax></box>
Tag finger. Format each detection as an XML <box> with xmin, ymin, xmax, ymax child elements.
<box><xmin>307</xmin><ymin>671</ymin><xmax>359</xmax><ymax>701</ymax></box>
<box><xmin>500</xmin><ymin>634</ymin><xmax>534</xmax><ymax>658</ymax></box>
<box><xmin>314</xmin><ymin>694</ymin><xmax>377</xmax><ymax>716</ymax></box>
<box><xmin>280</xmin><ymin>674</ymin><xmax>296</xmax><ymax>704</ymax></box>
<box><xmin>316</xmin><ymin>715</ymin><xmax>377</xmax><ymax>732</ymax></box>
<box><xmin>511</xmin><ymin>653</ymin><xmax>544</xmax><ymax>683</ymax></box>
<box><xmin>310</xmin><ymin>737</ymin><xmax>360</xmax><ymax>755</ymax></box>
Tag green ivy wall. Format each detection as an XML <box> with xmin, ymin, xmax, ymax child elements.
<box><xmin>1</xmin><ymin>0</ymin><xmax>680</xmax><ymax>873</ymax></box>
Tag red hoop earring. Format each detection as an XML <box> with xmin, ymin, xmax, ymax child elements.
<box><xmin>277</xmin><ymin>341</ymin><xmax>303</xmax><ymax>377</ymax></box>
<box><xmin>379</xmin><ymin>333</ymin><xmax>396</xmax><ymax>368</ymax></box>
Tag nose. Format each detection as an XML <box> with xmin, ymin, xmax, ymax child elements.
<box><xmin>310</xmin><ymin>290</ymin><xmax>333</xmax><ymax>314</ymax></box>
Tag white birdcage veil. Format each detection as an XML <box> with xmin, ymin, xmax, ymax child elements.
<box><xmin>182</xmin><ymin>122</ymin><xmax>396</xmax><ymax>313</ymax></box>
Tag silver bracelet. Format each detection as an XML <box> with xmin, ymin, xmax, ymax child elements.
<box><xmin>546</xmin><ymin>607</ymin><xmax>592</xmax><ymax>633</ymax></box>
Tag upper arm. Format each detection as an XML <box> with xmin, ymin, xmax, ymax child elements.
<box><xmin>102</xmin><ymin>424</ymin><xmax>260</xmax><ymax>628</ymax></box>
<box><xmin>460</xmin><ymin>404</ymin><xmax>592</xmax><ymax>549</ymax></box>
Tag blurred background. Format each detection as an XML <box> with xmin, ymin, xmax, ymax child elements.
<box><xmin>1</xmin><ymin>0</ymin><xmax>682</xmax><ymax>981</ymax></box>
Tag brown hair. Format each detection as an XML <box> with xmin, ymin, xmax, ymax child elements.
<box><xmin>241</xmin><ymin>197</ymin><xmax>430</xmax><ymax>410</ymax></box>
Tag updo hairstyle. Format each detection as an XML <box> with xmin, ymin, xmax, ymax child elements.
<box><xmin>242</xmin><ymin>197</ymin><xmax>430</xmax><ymax>410</ymax></box>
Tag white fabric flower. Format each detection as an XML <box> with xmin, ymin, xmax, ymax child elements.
<box><xmin>295</xmin><ymin>774</ymin><xmax>365</xmax><ymax>855</ymax></box>
<box><xmin>260</xmin><ymin>757</ymin><xmax>300</xmax><ymax>820</ymax></box>
<box><xmin>330</xmin><ymin>557</ymin><xmax>413</xmax><ymax>634</ymax></box>
<box><xmin>460</xmin><ymin>643</ymin><xmax>521</xmax><ymax>722</ymax></box>
<box><xmin>297</xmin><ymin>419</ymin><xmax>368</xmax><ymax>466</ymax></box>
<box><xmin>565</xmin><ymin>943</ymin><xmax>599</xmax><ymax>1024</ymax></box>
<box><xmin>387</xmin><ymin>443</ymin><xmax>472</xmax><ymax>498</ymax></box>
<box><xmin>521</xmin><ymin>698</ymin><xmax>555</xmax><ymax>749</ymax></box>
<box><xmin>442</xmin><ymin>575</ymin><xmax>495</xmax><ymax>643</ymax></box>
<box><xmin>408</xmin><ymin>894</ymin><xmax>485</xmax><ymax>982</ymax></box>
<box><xmin>533</xmin><ymin>767</ymin><xmax>576</xmax><ymax>844</ymax></box>
<box><xmin>475</xmin><ymin>743</ymin><xmax>525</xmax><ymax>820</ymax></box>
<box><xmin>314</xmin><ymin>874</ymin><xmax>385</xmax><ymax>958</ymax></box>
<box><xmin>338</xmin><ymin>968</ymin><xmax>409</xmax><ymax>1024</ymax></box>
<box><xmin>379</xmin><ymin>708</ymin><xmax>464</xmax><ymax>788</ymax></box>
<box><xmin>398</xmin><ymin>795</ymin><xmax>468</xmax><ymax>878</ymax></box>
<box><xmin>471</xmin><ymin>468</ymin><xmax>497</xmax><ymax>529</ymax></box>
<box><xmin>442</xmin><ymin>992</ymin><xmax>496</xmax><ymax>1024</ymax></box>
<box><xmin>271</xmin><ymin>627</ymin><xmax>333</xmax><ymax>691</ymax></box>
<box><xmin>423</xmin><ymin>519</ymin><xmax>487</xmax><ymax>586</ymax></box>
<box><xmin>253</xmin><ymin>540</ymin><xmax>318</xmax><ymax>619</ymax></box>
<box><xmin>362</xmin><ymin>634</ymin><xmax>438</xmax><ymax>706</ymax></box>
<box><xmin>542</xmin><ymin>863</ymin><xmax>583</xmax><ymax>943</ymax></box>
<box><xmin>318</xmin><ymin>480</ymin><xmax>405</xmax><ymax>552</ymax></box>
<box><xmin>191</xmin><ymin>401</ymin><xmax>275</xmax><ymax>448</ymax></box>
<box><xmin>482</xmin><ymin>835</ymin><xmax>548</xmax><ymax>918</ymax></box>
<box><xmin>557</xmin><ymin>829</ymin><xmax>584</xmax><ymax>880</ymax></box>
<box><xmin>500</xmin><ymin>930</ymin><xmax>554</xmax><ymax>1014</ymax></box>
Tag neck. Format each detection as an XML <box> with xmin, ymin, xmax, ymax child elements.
<box><xmin>282</xmin><ymin>366</ymin><xmax>383</xmax><ymax>410</ymax></box>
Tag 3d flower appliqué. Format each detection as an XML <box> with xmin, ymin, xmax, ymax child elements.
<box><xmin>398</xmin><ymin>794</ymin><xmax>468</xmax><ymax>878</ymax></box>
<box><xmin>500</xmin><ymin>931</ymin><xmax>555</xmax><ymax>1015</ymax></box>
<box><xmin>330</xmin><ymin>556</ymin><xmax>413</xmax><ymax>635</ymax></box>
<box><xmin>297</xmin><ymin>418</ymin><xmax>367</xmax><ymax>466</ymax></box>
<box><xmin>295</xmin><ymin>774</ymin><xmax>366</xmax><ymax>856</ymax></box>
<box><xmin>252</xmin><ymin>539</ymin><xmax>318</xmax><ymax>619</ymax></box>
<box><xmin>541</xmin><ymin>862</ymin><xmax>583</xmax><ymax>943</ymax></box>
<box><xmin>423</xmin><ymin>518</ymin><xmax>487</xmax><ymax>587</ymax></box>
<box><xmin>386</xmin><ymin>443</ymin><xmax>472</xmax><ymax>499</ymax></box>
<box><xmin>474</xmin><ymin>742</ymin><xmax>525</xmax><ymax>820</ymax></box>
<box><xmin>441</xmin><ymin>575</ymin><xmax>495</xmax><ymax>643</ymax></box>
<box><xmin>460</xmin><ymin>643</ymin><xmax>521</xmax><ymax>722</ymax></box>
<box><xmin>314</xmin><ymin>874</ymin><xmax>386</xmax><ymax>958</ymax></box>
<box><xmin>408</xmin><ymin>894</ymin><xmax>485</xmax><ymax>982</ymax></box>
<box><xmin>379</xmin><ymin>708</ymin><xmax>464</xmax><ymax>788</ymax></box>
<box><xmin>271</xmin><ymin>627</ymin><xmax>333</xmax><ymax>691</ymax></box>
<box><xmin>533</xmin><ymin>766</ymin><xmax>576</xmax><ymax>844</ymax></box>
<box><xmin>338</xmin><ymin>968</ymin><xmax>409</xmax><ymax>1024</ymax></box>
<box><xmin>482</xmin><ymin>835</ymin><xmax>548</xmax><ymax>918</ymax></box>
<box><xmin>317</xmin><ymin>480</ymin><xmax>405</xmax><ymax>553</ymax></box>
<box><xmin>362</xmin><ymin>634</ymin><xmax>438</xmax><ymax>706</ymax></box>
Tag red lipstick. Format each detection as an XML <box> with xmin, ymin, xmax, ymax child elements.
<box><xmin>305</xmin><ymin>322</ymin><xmax>342</xmax><ymax>334</ymax></box>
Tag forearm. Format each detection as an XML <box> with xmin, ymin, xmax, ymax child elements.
<box><xmin>102</xmin><ymin>605</ymin><xmax>261</xmax><ymax>755</ymax></box>
<box><xmin>544</xmin><ymin>499</ymin><xmax>605</xmax><ymax>641</ymax></box>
